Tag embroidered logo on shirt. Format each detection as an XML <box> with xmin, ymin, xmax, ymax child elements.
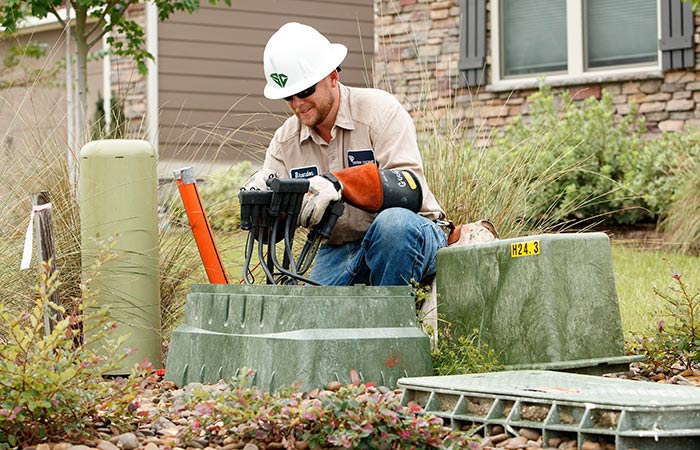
<box><xmin>290</xmin><ymin>166</ymin><xmax>319</xmax><ymax>179</ymax></box>
<box><xmin>270</xmin><ymin>73</ymin><xmax>288</xmax><ymax>87</ymax></box>
<box><xmin>347</xmin><ymin>149</ymin><xmax>376</xmax><ymax>167</ymax></box>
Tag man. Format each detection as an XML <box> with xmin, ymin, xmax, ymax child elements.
<box><xmin>246</xmin><ymin>22</ymin><xmax>446</xmax><ymax>286</ymax></box>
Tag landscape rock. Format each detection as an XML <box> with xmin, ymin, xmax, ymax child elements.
<box><xmin>110</xmin><ymin>433</ymin><xmax>139</xmax><ymax>450</ymax></box>
<box><xmin>96</xmin><ymin>440</ymin><xmax>120</xmax><ymax>450</ymax></box>
<box><xmin>518</xmin><ymin>428</ymin><xmax>540</xmax><ymax>441</ymax></box>
<box><xmin>504</xmin><ymin>436</ymin><xmax>528</xmax><ymax>448</ymax></box>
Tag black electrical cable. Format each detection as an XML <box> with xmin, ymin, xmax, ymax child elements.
<box><xmin>268</xmin><ymin>216</ymin><xmax>320</xmax><ymax>285</ymax></box>
<box><xmin>242</xmin><ymin>231</ymin><xmax>256</xmax><ymax>285</ymax></box>
<box><xmin>283</xmin><ymin>215</ymin><xmax>299</xmax><ymax>274</ymax></box>
<box><xmin>268</xmin><ymin>217</ymin><xmax>292</xmax><ymax>285</ymax></box>
<box><xmin>257</xmin><ymin>226</ymin><xmax>275</xmax><ymax>284</ymax></box>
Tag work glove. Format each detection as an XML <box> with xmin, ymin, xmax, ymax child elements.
<box><xmin>242</xmin><ymin>168</ymin><xmax>277</xmax><ymax>191</ymax></box>
<box><xmin>298</xmin><ymin>175</ymin><xmax>342</xmax><ymax>228</ymax></box>
<box><xmin>331</xmin><ymin>163</ymin><xmax>423</xmax><ymax>213</ymax></box>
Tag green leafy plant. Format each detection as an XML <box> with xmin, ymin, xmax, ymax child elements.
<box><xmin>143</xmin><ymin>370</ymin><xmax>477</xmax><ymax>449</ymax></box>
<box><xmin>413</xmin><ymin>284</ymin><xmax>503</xmax><ymax>376</ymax></box>
<box><xmin>0</xmin><ymin>253</ymin><xmax>151</xmax><ymax>446</ymax></box>
<box><xmin>495</xmin><ymin>86</ymin><xmax>648</xmax><ymax>226</ymax></box>
<box><xmin>431</xmin><ymin>323</ymin><xmax>503</xmax><ymax>376</ymax></box>
<box><xmin>626</xmin><ymin>258</ymin><xmax>700</xmax><ymax>372</ymax></box>
<box><xmin>622</xmin><ymin>129</ymin><xmax>700</xmax><ymax>223</ymax></box>
<box><xmin>490</xmin><ymin>85</ymin><xmax>700</xmax><ymax>228</ymax></box>
<box><xmin>421</xmin><ymin>84</ymin><xmax>648</xmax><ymax>238</ymax></box>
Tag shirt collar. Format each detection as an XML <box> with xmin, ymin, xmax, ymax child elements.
<box><xmin>334</xmin><ymin>83</ymin><xmax>355</xmax><ymax>131</ymax></box>
<box><xmin>299</xmin><ymin>82</ymin><xmax>355</xmax><ymax>145</ymax></box>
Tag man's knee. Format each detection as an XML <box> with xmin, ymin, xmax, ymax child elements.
<box><xmin>370</xmin><ymin>208</ymin><xmax>422</xmax><ymax>236</ymax></box>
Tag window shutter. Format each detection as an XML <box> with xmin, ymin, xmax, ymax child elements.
<box><xmin>458</xmin><ymin>0</ymin><xmax>487</xmax><ymax>87</ymax></box>
<box><xmin>660</xmin><ymin>0</ymin><xmax>696</xmax><ymax>70</ymax></box>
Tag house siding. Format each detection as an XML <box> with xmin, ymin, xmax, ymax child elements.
<box><xmin>374</xmin><ymin>0</ymin><xmax>700</xmax><ymax>146</ymax></box>
<box><xmin>110</xmin><ymin>3</ymin><xmax>148</xmax><ymax>140</ymax></box>
<box><xmin>157</xmin><ymin>0</ymin><xmax>375</xmax><ymax>165</ymax></box>
<box><xmin>0</xmin><ymin>27</ymin><xmax>103</xmax><ymax>161</ymax></box>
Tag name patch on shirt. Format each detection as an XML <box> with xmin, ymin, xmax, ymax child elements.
<box><xmin>290</xmin><ymin>166</ymin><xmax>319</xmax><ymax>179</ymax></box>
<box><xmin>347</xmin><ymin>149</ymin><xmax>376</xmax><ymax>167</ymax></box>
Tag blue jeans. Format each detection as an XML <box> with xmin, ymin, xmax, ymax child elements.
<box><xmin>309</xmin><ymin>208</ymin><xmax>448</xmax><ymax>286</ymax></box>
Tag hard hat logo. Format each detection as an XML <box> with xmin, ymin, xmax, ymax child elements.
<box><xmin>270</xmin><ymin>73</ymin><xmax>288</xmax><ymax>88</ymax></box>
<box><xmin>262</xmin><ymin>22</ymin><xmax>347</xmax><ymax>100</ymax></box>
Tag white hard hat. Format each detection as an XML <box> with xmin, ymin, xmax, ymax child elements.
<box><xmin>263</xmin><ymin>22</ymin><xmax>348</xmax><ymax>100</ymax></box>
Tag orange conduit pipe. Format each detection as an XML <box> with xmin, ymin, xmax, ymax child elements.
<box><xmin>175</xmin><ymin>167</ymin><xmax>230</xmax><ymax>284</ymax></box>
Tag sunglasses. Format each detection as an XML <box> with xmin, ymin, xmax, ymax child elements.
<box><xmin>284</xmin><ymin>83</ymin><xmax>317</xmax><ymax>102</ymax></box>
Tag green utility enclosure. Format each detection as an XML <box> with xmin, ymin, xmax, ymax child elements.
<box><xmin>165</xmin><ymin>284</ymin><xmax>433</xmax><ymax>390</ymax></box>
<box><xmin>80</xmin><ymin>139</ymin><xmax>161</xmax><ymax>373</ymax></box>
<box><xmin>436</xmin><ymin>232</ymin><xmax>639</xmax><ymax>373</ymax></box>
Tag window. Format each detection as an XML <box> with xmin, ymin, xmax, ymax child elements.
<box><xmin>493</xmin><ymin>0</ymin><xmax>660</xmax><ymax>83</ymax></box>
<box><xmin>586</xmin><ymin>0</ymin><xmax>658</xmax><ymax>68</ymax></box>
<box><xmin>502</xmin><ymin>0</ymin><xmax>567</xmax><ymax>76</ymax></box>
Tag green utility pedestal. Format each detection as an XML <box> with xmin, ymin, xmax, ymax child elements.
<box><xmin>436</xmin><ymin>232</ymin><xmax>640</xmax><ymax>373</ymax></box>
<box><xmin>165</xmin><ymin>284</ymin><xmax>433</xmax><ymax>390</ymax></box>
<box><xmin>80</xmin><ymin>140</ymin><xmax>161</xmax><ymax>373</ymax></box>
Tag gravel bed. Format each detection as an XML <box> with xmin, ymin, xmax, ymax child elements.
<box><xmin>19</xmin><ymin>364</ymin><xmax>700</xmax><ymax>450</ymax></box>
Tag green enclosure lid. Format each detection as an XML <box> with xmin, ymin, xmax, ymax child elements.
<box><xmin>400</xmin><ymin>370</ymin><xmax>700</xmax><ymax>408</ymax></box>
<box><xmin>400</xmin><ymin>371</ymin><xmax>700</xmax><ymax>448</ymax></box>
<box><xmin>435</xmin><ymin>232</ymin><xmax>627</xmax><ymax>369</ymax></box>
<box><xmin>80</xmin><ymin>139</ymin><xmax>155</xmax><ymax>158</ymax></box>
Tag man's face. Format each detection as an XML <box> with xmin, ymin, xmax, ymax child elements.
<box><xmin>287</xmin><ymin>76</ymin><xmax>334</xmax><ymax>128</ymax></box>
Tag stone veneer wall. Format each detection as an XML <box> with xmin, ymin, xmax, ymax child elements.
<box><xmin>374</xmin><ymin>0</ymin><xmax>700</xmax><ymax>146</ymax></box>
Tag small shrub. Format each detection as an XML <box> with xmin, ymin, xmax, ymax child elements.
<box><xmin>413</xmin><ymin>284</ymin><xmax>503</xmax><ymax>376</ymax></box>
<box><xmin>622</xmin><ymin>129</ymin><xmax>700</xmax><ymax>221</ymax></box>
<box><xmin>626</xmin><ymin>258</ymin><xmax>700</xmax><ymax>372</ymax></box>
<box><xmin>431</xmin><ymin>323</ymin><xmax>503</xmax><ymax>376</ymax></box>
<box><xmin>484</xmin><ymin>85</ymin><xmax>700</xmax><ymax>224</ymax></box>
<box><xmin>421</xmin><ymin>84</ymin><xmax>663</xmax><ymax>237</ymax></box>
<box><xmin>145</xmin><ymin>370</ymin><xmax>477</xmax><ymax>449</ymax></box>
<box><xmin>495</xmin><ymin>86</ymin><xmax>650</xmax><ymax>226</ymax></box>
<box><xmin>0</xmin><ymin>257</ymin><xmax>151</xmax><ymax>446</ymax></box>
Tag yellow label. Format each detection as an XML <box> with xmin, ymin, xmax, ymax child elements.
<box><xmin>510</xmin><ymin>240</ymin><xmax>540</xmax><ymax>258</ymax></box>
<box><xmin>403</xmin><ymin>171</ymin><xmax>417</xmax><ymax>190</ymax></box>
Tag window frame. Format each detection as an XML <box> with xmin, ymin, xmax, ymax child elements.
<box><xmin>490</xmin><ymin>0</ymin><xmax>663</xmax><ymax>89</ymax></box>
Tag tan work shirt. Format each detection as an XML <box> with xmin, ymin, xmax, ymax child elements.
<box><xmin>263</xmin><ymin>83</ymin><xmax>445</xmax><ymax>245</ymax></box>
